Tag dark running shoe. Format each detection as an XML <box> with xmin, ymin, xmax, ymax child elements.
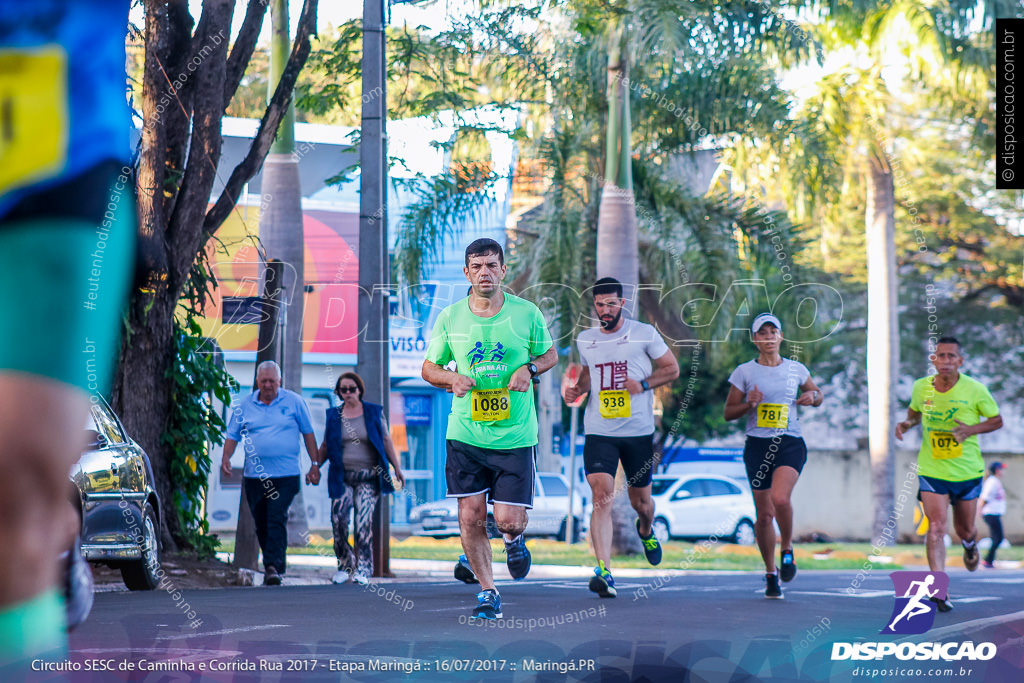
<box><xmin>263</xmin><ymin>565</ymin><xmax>282</xmax><ymax>586</ymax></box>
<box><xmin>780</xmin><ymin>549</ymin><xmax>797</xmax><ymax>582</ymax></box>
<box><xmin>636</xmin><ymin>519</ymin><xmax>663</xmax><ymax>566</ymax></box>
<box><xmin>765</xmin><ymin>572</ymin><xmax>783</xmax><ymax>599</ymax></box>
<box><xmin>470</xmin><ymin>589</ymin><xmax>502</xmax><ymax>620</ymax></box>
<box><xmin>455</xmin><ymin>554</ymin><xmax>479</xmax><ymax>584</ymax></box>
<box><xmin>588</xmin><ymin>563</ymin><xmax>617</xmax><ymax>598</ymax></box>
<box><xmin>930</xmin><ymin>595</ymin><xmax>953</xmax><ymax>613</ymax></box>
<box><xmin>504</xmin><ymin>535</ymin><xmax>531</xmax><ymax>580</ymax></box>
<box><xmin>963</xmin><ymin>541</ymin><xmax>980</xmax><ymax>572</ymax></box>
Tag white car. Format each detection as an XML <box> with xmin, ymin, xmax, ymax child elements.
<box><xmin>649</xmin><ymin>473</ymin><xmax>756</xmax><ymax>545</ymax></box>
<box><xmin>409</xmin><ymin>472</ymin><xmax>587</xmax><ymax>542</ymax></box>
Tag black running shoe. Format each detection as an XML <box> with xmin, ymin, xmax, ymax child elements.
<box><xmin>780</xmin><ymin>549</ymin><xmax>797</xmax><ymax>582</ymax></box>
<box><xmin>765</xmin><ymin>572</ymin><xmax>783</xmax><ymax>599</ymax></box>
<box><xmin>455</xmin><ymin>554</ymin><xmax>479</xmax><ymax>584</ymax></box>
<box><xmin>504</xmin><ymin>535</ymin><xmax>531</xmax><ymax>580</ymax></box>
<box><xmin>588</xmin><ymin>563</ymin><xmax>617</xmax><ymax>598</ymax></box>
<box><xmin>963</xmin><ymin>541</ymin><xmax>980</xmax><ymax>572</ymax></box>
<box><xmin>930</xmin><ymin>595</ymin><xmax>953</xmax><ymax>613</ymax></box>
<box><xmin>470</xmin><ymin>589</ymin><xmax>502</xmax><ymax>620</ymax></box>
<box><xmin>636</xmin><ymin>519</ymin><xmax>663</xmax><ymax>566</ymax></box>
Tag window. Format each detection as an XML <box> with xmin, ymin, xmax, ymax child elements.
<box><xmin>650</xmin><ymin>478</ymin><xmax>677</xmax><ymax>496</ymax></box>
<box><xmin>91</xmin><ymin>404</ymin><xmax>125</xmax><ymax>445</ymax></box>
<box><xmin>672</xmin><ymin>479</ymin><xmax>706</xmax><ymax>500</ymax></box>
<box><xmin>703</xmin><ymin>479</ymin><xmax>740</xmax><ymax>497</ymax></box>
<box><xmin>540</xmin><ymin>475</ymin><xmax>568</xmax><ymax>497</ymax></box>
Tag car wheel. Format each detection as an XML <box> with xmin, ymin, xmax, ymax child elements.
<box><xmin>652</xmin><ymin>518</ymin><xmax>670</xmax><ymax>544</ymax></box>
<box><xmin>556</xmin><ymin>517</ymin><xmax>582</xmax><ymax>543</ymax></box>
<box><xmin>732</xmin><ymin>519</ymin><xmax>755</xmax><ymax>546</ymax></box>
<box><xmin>120</xmin><ymin>503</ymin><xmax>161</xmax><ymax>590</ymax></box>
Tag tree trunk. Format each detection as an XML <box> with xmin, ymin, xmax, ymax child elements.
<box><xmin>113</xmin><ymin>296</ymin><xmax>179</xmax><ymax>550</ymax></box>
<box><xmin>596</xmin><ymin>24</ymin><xmax>639</xmax><ymax>300</ymax></box>
<box><xmin>262</xmin><ymin>0</ymin><xmax>312</xmax><ymax>546</ymax></box>
<box><xmin>866</xmin><ymin>153</ymin><xmax>898</xmax><ymax>544</ymax></box>
<box><xmin>114</xmin><ymin>0</ymin><xmax>318</xmax><ymax>553</ymax></box>
<box><xmin>596</xmin><ymin>22</ymin><xmax>642</xmax><ymax>556</ymax></box>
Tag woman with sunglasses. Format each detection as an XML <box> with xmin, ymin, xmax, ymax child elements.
<box><xmin>306</xmin><ymin>372</ymin><xmax>405</xmax><ymax>584</ymax></box>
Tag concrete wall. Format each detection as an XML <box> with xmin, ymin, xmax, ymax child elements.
<box><xmin>793</xmin><ymin>450</ymin><xmax>1023</xmax><ymax>543</ymax></box>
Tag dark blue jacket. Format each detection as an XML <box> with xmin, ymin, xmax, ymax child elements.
<box><xmin>322</xmin><ymin>402</ymin><xmax>395</xmax><ymax>498</ymax></box>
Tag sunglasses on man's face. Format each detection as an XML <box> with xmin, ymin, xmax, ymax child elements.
<box><xmin>338</xmin><ymin>386</ymin><xmax>358</xmax><ymax>394</ymax></box>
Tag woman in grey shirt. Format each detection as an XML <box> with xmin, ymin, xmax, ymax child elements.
<box><xmin>307</xmin><ymin>372</ymin><xmax>405</xmax><ymax>584</ymax></box>
<box><xmin>724</xmin><ymin>313</ymin><xmax>823</xmax><ymax>600</ymax></box>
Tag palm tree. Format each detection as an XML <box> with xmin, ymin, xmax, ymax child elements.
<box><xmin>260</xmin><ymin>0</ymin><xmax>310</xmax><ymax>545</ymax></box>
<box><xmin>726</xmin><ymin>0</ymin><xmax>1016</xmax><ymax>541</ymax></box>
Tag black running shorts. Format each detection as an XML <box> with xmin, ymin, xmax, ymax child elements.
<box><xmin>445</xmin><ymin>440</ymin><xmax>536</xmax><ymax>508</ymax></box>
<box><xmin>743</xmin><ymin>435</ymin><xmax>807</xmax><ymax>490</ymax></box>
<box><xmin>583</xmin><ymin>433</ymin><xmax>657</xmax><ymax>488</ymax></box>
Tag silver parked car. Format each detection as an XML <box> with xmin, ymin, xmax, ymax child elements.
<box><xmin>409</xmin><ymin>472</ymin><xmax>587</xmax><ymax>542</ymax></box>
<box><xmin>70</xmin><ymin>396</ymin><xmax>162</xmax><ymax>590</ymax></box>
<box><xmin>649</xmin><ymin>473</ymin><xmax>756</xmax><ymax>545</ymax></box>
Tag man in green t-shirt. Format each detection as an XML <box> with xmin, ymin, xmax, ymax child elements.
<box><xmin>422</xmin><ymin>238</ymin><xmax>557</xmax><ymax>620</ymax></box>
<box><xmin>896</xmin><ymin>337</ymin><xmax>1002</xmax><ymax>612</ymax></box>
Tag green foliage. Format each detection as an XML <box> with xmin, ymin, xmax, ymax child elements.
<box><xmin>162</xmin><ymin>251</ymin><xmax>239</xmax><ymax>558</ymax></box>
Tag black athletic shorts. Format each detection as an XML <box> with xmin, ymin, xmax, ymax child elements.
<box><xmin>445</xmin><ymin>439</ymin><xmax>535</xmax><ymax>508</ymax></box>
<box><xmin>583</xmin><ymin>433</ymin><xmax>657</xmax><ymax>488</ymax></box>
<box><xmin>918</xmin><ymin>476</ymin><xmax>983</xmax><ymax>503</ymax></box>
<box><xmin>743</xmin><ymin>435</ymin><xmax>807</xmax><ymax>490</ymax></box>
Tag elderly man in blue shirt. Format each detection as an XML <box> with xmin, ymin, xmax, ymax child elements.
<box><xmin>221</xmin><ymin>361</ymin><xmax>318</xmax><ymax>585</ymax></box>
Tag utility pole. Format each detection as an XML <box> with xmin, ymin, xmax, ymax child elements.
<box><xmin>359</xmin><ymin>0</ymin><xmax>391</xmax><ymax>577</ymax></box>
<box><xmin>261</xmin><ymin>0</ymin><xmax>309</xmax><ymax>543</ymax></box>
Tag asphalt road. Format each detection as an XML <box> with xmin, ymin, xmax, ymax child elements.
<box><xmin>20</xmin><ymin>569</ymin><xmax>1024</xmax><ymax>682</ymax></box>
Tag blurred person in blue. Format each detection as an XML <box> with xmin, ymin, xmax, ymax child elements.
<box><xmin>0</xmin><ymin>0</ymin><xmax>136</xmax><ymax>669</ymax></box>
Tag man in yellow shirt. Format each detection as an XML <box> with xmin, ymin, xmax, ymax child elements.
<box><xmin>896</xmin><ymin>337</ymin><xmax>1003</xmax><ymax>612</ymax></box>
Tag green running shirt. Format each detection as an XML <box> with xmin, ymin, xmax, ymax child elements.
<box><xmin>426</xmin><ymin>294</ymin><xmax>552</xmax><ymax>449</ymax></box>
<box><xmin>909</xmin><ymin>373</ymin><xmax>999</xmax><ymax>482</ymax></box>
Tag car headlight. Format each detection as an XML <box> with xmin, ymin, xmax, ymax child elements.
<box><xmin>409</xmin><ymin>509</ymin><xmax>423</xmax><ymax>522</ymax></box>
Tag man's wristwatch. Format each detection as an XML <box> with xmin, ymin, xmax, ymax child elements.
<box><xmin>526</xmin><ymin>362</ymin><xmax>538</xmax><ymax>377</ymax></box>
<box><xmin>641</xmin><ymin>380</ymin><xmax>651</xmax><ymax>391</ymax></box>
<box><xmin>310</xmin><ymin>461</ymin><xmax>320</xmax><ymax>469</ymax></box>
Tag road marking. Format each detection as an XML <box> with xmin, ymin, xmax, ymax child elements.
<box><xmin>154</xmin><ymin>624</ymin><xmax>289</xmax><ymax>640</ymax></box>
<box><xmin>903</xmin><ymin>609</ymin><xmax>1024</xmax><ymax>640</ymax></box>
<box><xmin>793</xmin><ymin>590</ymin><xmax>891</xmax><ymax>598</ymax></box>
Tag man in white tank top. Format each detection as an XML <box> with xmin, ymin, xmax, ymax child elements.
<box><xmin>564</xmin><ymin>278</ymin><xmax>679</xmax><ymax>598</ymax></box>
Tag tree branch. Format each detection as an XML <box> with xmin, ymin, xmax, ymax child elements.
<box><xmin>224</xmin><ymin>0</ymin><xmax>270</xmax><ymax>111</ymax></box>
<box><xmin>202</xmin><ymin>0</ymin><xmax>318</xmax><ymax>237</ymax></box>
<box><xmin>166</xmin><ymin>0</ymin><xmax>233</xmax><ymax>291</ymax></box>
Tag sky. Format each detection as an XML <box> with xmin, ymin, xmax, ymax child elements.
<box><xmin>129</xmin><ymin>1</ymin><xmax>458</xmax><ymax>42</ymax></box>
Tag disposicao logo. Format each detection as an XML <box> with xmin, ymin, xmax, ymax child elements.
<box><xmin>881</xmin><ymin>571</ymin><xmax>949</xmax><ymax>635</ymax></box>
<box><xmin>830</xmin><ymin>570</ymin><xmax>997</xmax><ymax>663</ymax></box>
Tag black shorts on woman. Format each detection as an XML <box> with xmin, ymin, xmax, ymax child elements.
<box><xmin>743</xmin><ymin>434</ymin><xmax>807</xmax><ymax>490</ymax></box>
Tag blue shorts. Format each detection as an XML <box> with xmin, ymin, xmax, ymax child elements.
<box><xmin>918</xmin><ymin>476</ymin><xmax>983</xmax><ymax>503</ymax></box>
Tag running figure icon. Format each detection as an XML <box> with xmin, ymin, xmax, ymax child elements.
<box><xmin>882</xmin><ymin>571</ymin><xmax>950</xmax><ymax>635</ymax></box>
<box><xmin>887</xmin><ymin>575</ymin><xmax>939</xmax><ymax>632</ymax></box>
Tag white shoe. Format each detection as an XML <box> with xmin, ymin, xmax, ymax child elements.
<box><xmin>352</xmin><ymin>573</ymin><xmax>369</xmax><ymax>585</ymax></box>
<box><xmin>331</xmin><ymin>570</ymin><xmax>350</xmax><ymax>584</ymax></box>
